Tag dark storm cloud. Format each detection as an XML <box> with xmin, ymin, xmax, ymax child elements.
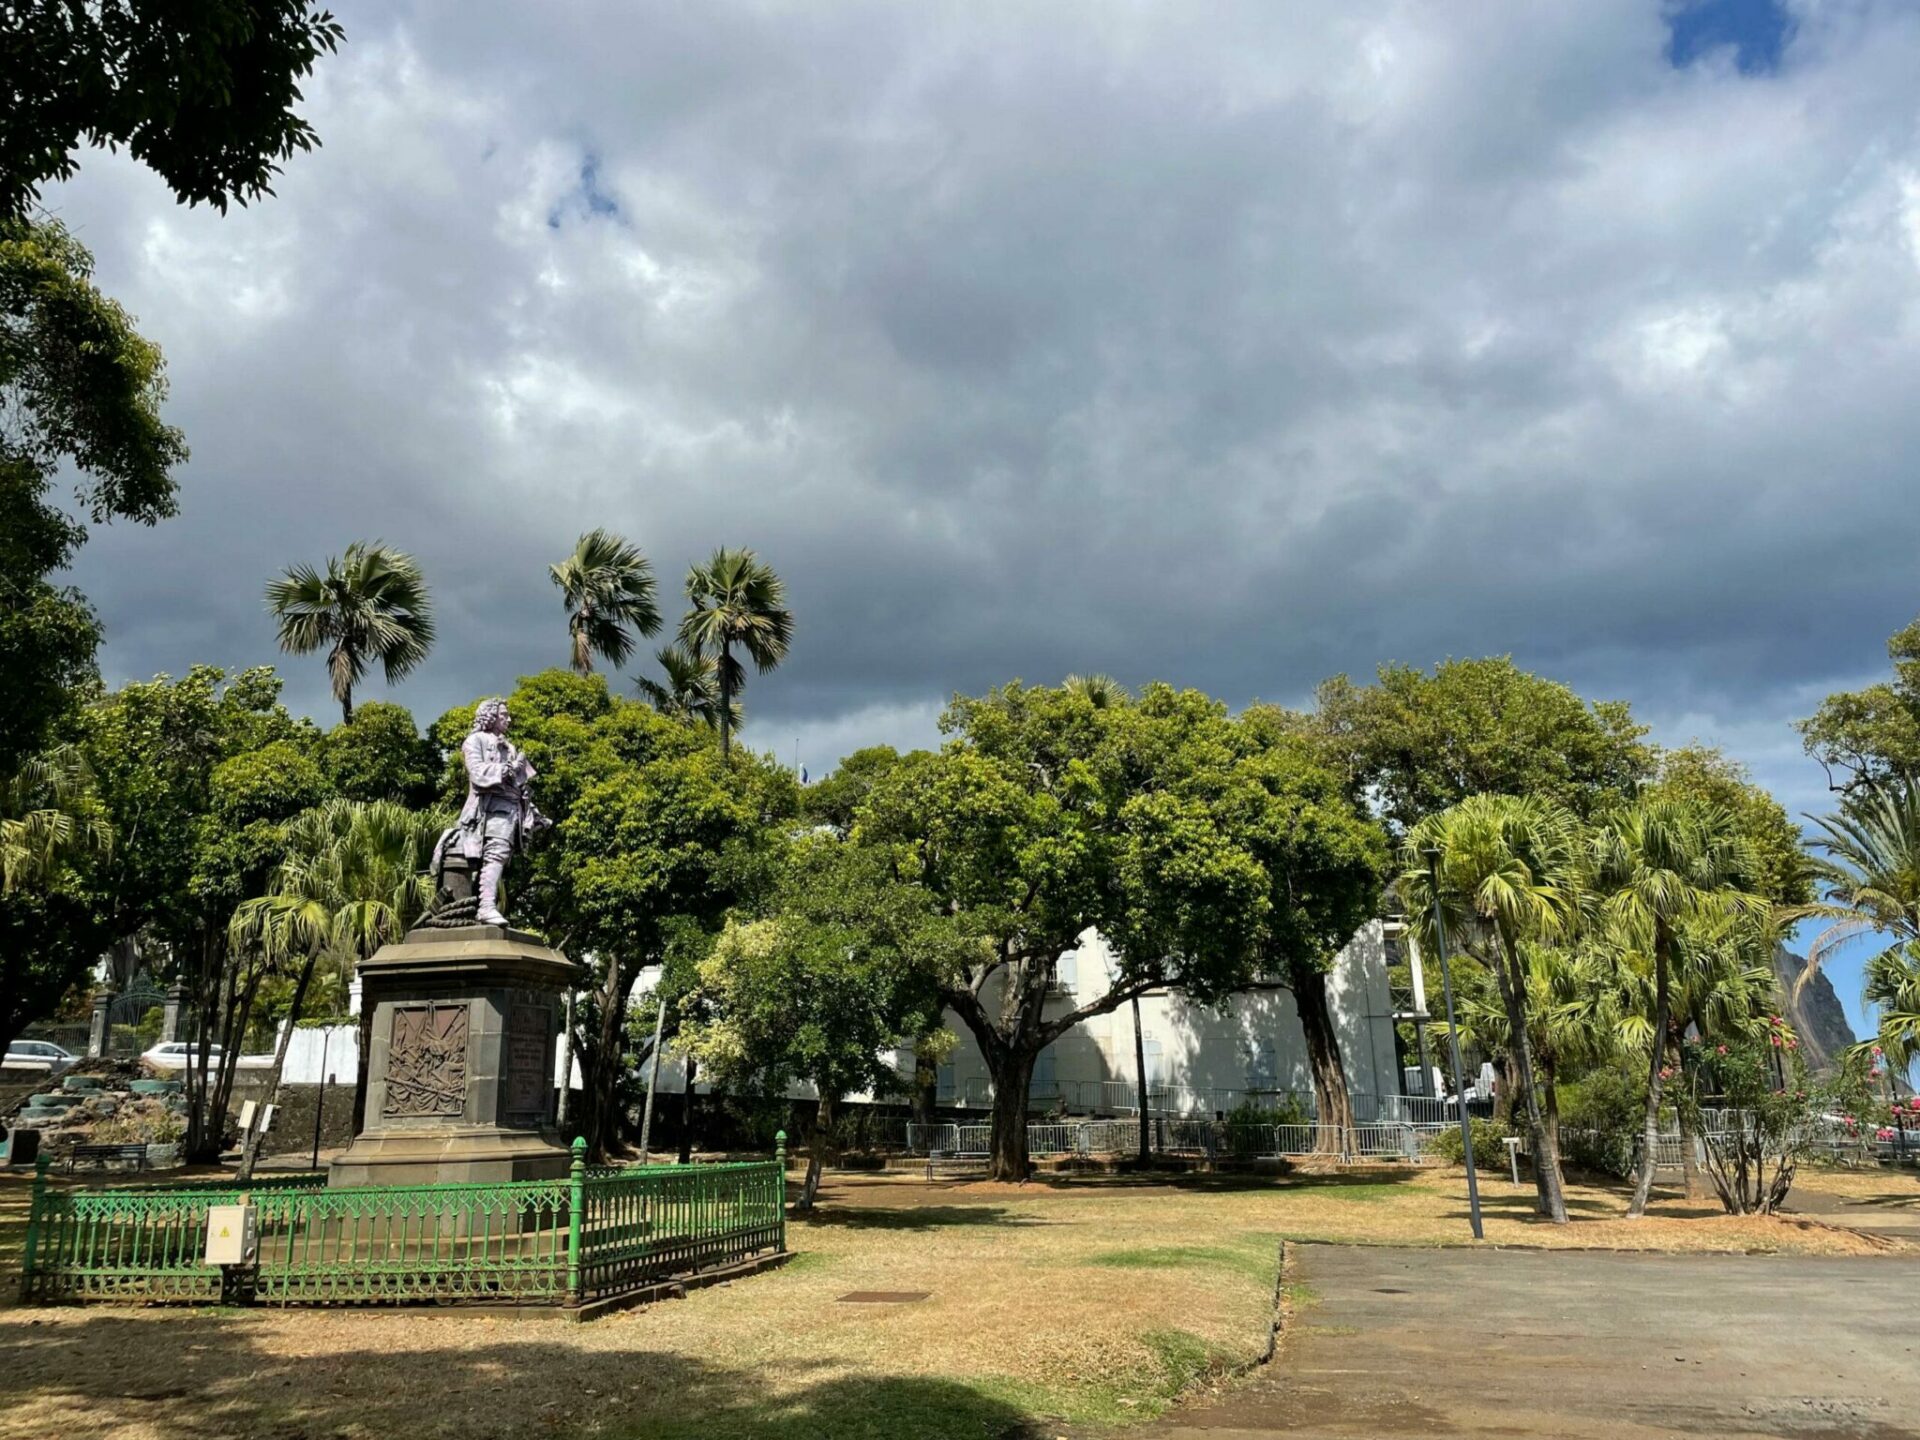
<box><xmin>44</xmin><ymin>0</ymin><xmax>1920</xmax><ymax>822</ymax></box>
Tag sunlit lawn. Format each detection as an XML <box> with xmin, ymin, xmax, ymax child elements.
<box><xmin>0</xmin><ymin>1162</ymin><xmax>1904</xmax><ymax>1440</ymax></box>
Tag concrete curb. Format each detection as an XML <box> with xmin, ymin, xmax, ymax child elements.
<box><xmin>567</xmin><ymin>1249</ymin><xmax>793</xmax><ymax>1323</ymax></box>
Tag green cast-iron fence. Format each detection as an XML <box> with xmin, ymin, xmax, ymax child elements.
<box><xmin>20</xmin><ymin>1134</ymin><xmax>788</xmax><ymax>1308</ymax></box>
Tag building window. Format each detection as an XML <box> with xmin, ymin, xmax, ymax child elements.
<box><xmin>1245</xmin><ymin>1038</ymin><xmax>1276</xmax><ymax>1091</ymax></box>
<box><xmin>1034</xmin><ymin>1044</ymin><xmax>1057</xmax><ymax>1100</ymax></box>
<box><xmin>1141</xmin><ymin>1037</ymin><xmax>1163</xmax><ymax>1091</ymax></box>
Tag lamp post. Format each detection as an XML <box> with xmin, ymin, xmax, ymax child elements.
<box><xmin>1423</xmin><ymin>846</ymin><xmax>1484</xmax><ymax>1240</ymax></box>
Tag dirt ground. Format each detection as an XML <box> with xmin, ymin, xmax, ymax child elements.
<box><xmin>0</xmin><ymin>1164</ymin><xmax>1911</xmax><ymax>1440</ymax></box>
<box><xmin>1121</xmin><ymin>1242</ymin><xmax>1920</xmax><ymax>1439</ymax></box>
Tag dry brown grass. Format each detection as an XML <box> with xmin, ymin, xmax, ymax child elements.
<box><xmin>0</xmin><ymin>1163</ymin><xmax>1903</xmax><ymax>1440</ymax></box>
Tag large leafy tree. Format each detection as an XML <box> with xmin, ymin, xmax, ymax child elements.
<box><xmin>2</xmin><ymin>0</ymin><xmax>343</xmax><ymax>218</ymax></box>
<box><xmin>687</xmin><ymin>838</ymin><xmax>956</xmax><ymax>1208</ymax></box>
<box><xmin>1308</xmin><ymin>657</ymin><xmax>1653</xmax><ymax>830</ymax></box>
<box><xmin>267</xmin><ymin>541</ymin><xmax>436</xmax><ymax>723</ymax></box>
<box><xmin>678</xmin><ymin>547</ymin><xmax>793</xmax><ymax>759</ymax></box>
<box><xmin>1592</xmin><ymin>797</ymin><xmax>1762</xmax><ymax>1219</ymax></box>
<box><xmin>75</xmin><ymin>666</ymin><xmax>323</xmax><ymax>1158</ymax></box>
<box><xmin>550</xmin><ymin>528</ymin><xmax>661</xmax><ymax>676</ymax></box>
<box><xmin>2</xmin><ymin>217</ymin><xmax>186</xmax><ymax>771</ymax></box>
<box><xmin>1798</xmin><ymin>616</ymin><xmax>1920</xmax><ymax>795</ymax></box>
<box><xmin>1401</xmin><ymin>794</ymin><xmax>1587</xmax><ymax>1223</ymax></box>
<box><xmin>318</xmin><ymin>701</ymin><xmax>438</xmax><ymax>807</ymax></box>
<box><xmin>1226</xmin><ymin>713</ymin><xmax>1389</xmax><ymax>1148</ymax></box>
<box><xmin>854</xmin><ymin>682</ymin><xmax>1271</xmax><ymax>1180</ymax></box>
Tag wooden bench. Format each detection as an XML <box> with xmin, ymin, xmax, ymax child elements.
<box><xmin>66</xmin><ymin>1143</ymin><xmax>148</xmax><ymax>1173</ymax></box>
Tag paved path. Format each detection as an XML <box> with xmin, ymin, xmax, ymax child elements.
<box><xmin>1785</xmin><ymin>1186</ymin><xmax>1920</xmax><ymax>1243</ymax></box>
<box><xmin>1142</xmin><ymin>1244</ymin><xmax>1920</xmax><ymax>1439</ymax></box>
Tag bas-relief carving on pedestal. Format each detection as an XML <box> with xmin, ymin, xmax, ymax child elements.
<box><xmin>384</xmin><ymin>1003</ymin><xmax>469</xmax><ymax>1118</ymax></box>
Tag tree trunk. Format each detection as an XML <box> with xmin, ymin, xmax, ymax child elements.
<box><xmin>1131</xmin><ymin>994</ymin><xmax>1152</xmax><ymax>1165</ymax></box>
<box><xmin>986</xmin><ymin>1046</ymin><xmax>1036</xmax><ymax>1181</ymax></box>
<box><xmin>1670</xmin><ymin>1023</ymin><xmax>1703</xmax><ymax>1200</ymax></box>
<box><xmin>582</xmin><ymin>952</ymin><xmax>635</xmax><ymax>1161</ymax></box>
<box><xmin>718</xmin><ymin>641</ymin><xmax>732</xmax><ymax>760</ymax></box>
<box><xmin>678</xmin><ymin>1054</ymin><xmax>697</xmax><ymax>1164</ymax></box>
<box><xmin>1490</xmin><ymin>1056</ymin><xmax>1514</xmax><ymax>1128</ymax></box>
<box><xmin>1538</xmin><ymin>1054</ymin><xmax>1564</xmax><ymax>1186</ymax></box>
<box><xmin>1626</xmin><ymin>930</ymin><xmax>1672</xmax><ymax>1219</ymax></box>
<box><xmin>237</xmin><ymin>949</ymin><xmax>319</xmax><ymax>1182</ymax></box>
<box><xmin>1293</xmin><ymin>963</ymin><xmax>1354</xmax><ymax>1154</ymax></box>
<box><xmin>799</xmin><ymin>1093</ymin><xmax>834</xmax><ymax>1211</ymax></box>
<box><xmin>1494</xmin><ymin>933</ymin><xmax>1567</xmax><ymax>1223</ymax></box>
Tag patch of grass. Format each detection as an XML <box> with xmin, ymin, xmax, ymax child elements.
<box><xmin>1086</xmin><ymin>1240</ymin><xmax>1277</xmax><ymax>1286</ymax></box>
<box><xmin>1141</xmin><ymin>1327</ymin><xmax>1231</xmax><ymax>1399</ymax></box>
<box><xmin>776</xmin><ymin>1249</ymin><xmax>829</xmax><ymax>1273</ymax></box>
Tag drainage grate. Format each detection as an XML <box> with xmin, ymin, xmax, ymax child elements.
<box><xmin>837</xmin><ymin>1291</ymin><xmax>930</xmax><ymax>1304</ymax></box>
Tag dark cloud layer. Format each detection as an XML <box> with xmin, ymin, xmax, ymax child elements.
<box><xmin>44</xmin><ymin>0</ymin><xmax>1920</xmax><ymax>828</ymax></box>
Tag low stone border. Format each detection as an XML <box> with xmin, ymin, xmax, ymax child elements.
<box><xmin>567</xmin><ymin>1250</ymin><xmax>794</xmax><ymax>1323</ymax></box>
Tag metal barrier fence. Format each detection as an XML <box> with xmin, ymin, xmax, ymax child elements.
<box><xmin>20</xmin><ymin>1137</ymin><xmax>787</xmax><ymax>1308</ymax></box>
<box><xmin>902</xmin><ymin>1118</ymin><xmax>1426</xmax><ymax>1162</ymax></box>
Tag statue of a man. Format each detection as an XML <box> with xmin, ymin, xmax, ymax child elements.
<box><xmin>451</xmin><ymin>697</ymin><xmax>549</xmax><ymax>927</ymax></box>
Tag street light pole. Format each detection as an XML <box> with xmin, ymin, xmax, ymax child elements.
<box><xmin>1424</xmin><ymin>846</ymin><xmax>1484</xmax><ymax>1240</ymax></box>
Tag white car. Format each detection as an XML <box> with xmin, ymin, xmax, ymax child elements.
<box><xmin>141</xmin><ymin>1041</ymin><xmax>274</xmax><ymax>1071</ymax></box>
<box><xmin>3</xmin><ymin>1039</ymin><xmax>77</xmax><ymax>1074</ymax></box>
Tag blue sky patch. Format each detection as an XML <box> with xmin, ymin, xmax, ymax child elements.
<box><xmin>1668</xmin><ymin>0</ymin><xmax>1793</xmax><ymax>74</ymax></box>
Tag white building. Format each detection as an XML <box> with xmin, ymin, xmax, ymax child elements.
<box><xmin>646</xmin><ymin>916</ymin><xmax>1439</xmax><ymax>1121</ymax></box>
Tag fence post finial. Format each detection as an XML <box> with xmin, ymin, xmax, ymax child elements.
<box><xmin>774</xmin><ymin>1130</ymin><xmax>788</xmax><ymax>1252</ymax></box>
<box><xmin>20</xmin><ymin>1152</ymin><xmax>50</xmax><ymax>1300</ymax></box>
<box><xmin>566</xmin><ymin>1137</ymin><xmax>586</xmax><ymax>1307</ymax></box>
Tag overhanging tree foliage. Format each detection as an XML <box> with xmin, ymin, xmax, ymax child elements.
<box><xmin>2</xmin><ymin>0</ymin><xmax>344</xmax><ymax>218</ymax></box>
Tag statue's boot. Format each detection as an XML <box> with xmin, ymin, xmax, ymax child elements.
<box><xmin>477</xmin><ymin>858</ymin><xmax>510</xmax><ymax>928</ymax></box>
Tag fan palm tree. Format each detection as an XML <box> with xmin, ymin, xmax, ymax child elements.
<box><xmin>1064</xmin><ymin>674</ymin><xmax>1131</xmax><ymax>709</ymax></box>
<box><xmin>549</xmin><ymin>529</ymin><xmax>661</xmax><ymax>675</ymax></box>
<box><xmin>678</xmin><ymin>548</ymin><xmax>793</xmax><ymax>759</ymax></box>
<box><xmin>228</xmin><ymin>799</ymin><xmax>444</xmax><ymax>1179</ymax></box>
<box><xmin>266</xmin><ymin>542</ymin><xmax>435</xmax><ymax>723</ymax></box>
<box><xmin>1401</xmin><ymin>793</ymin><xmax>1587</xmax><ymax>1223</ymax></box>
<box><xmin>636</xmin><ymin>644</ymin><xmax>737</xmax><ymax>730</ymax></box>
<box><xmin>1592</xmin><ymin>797</ymin><xmax>1763</xmax><ymax>1218</ymax></box>
<box><xmin>2</xmin><ymin>746</ymin><xmax>110</xmax><ymax>893</ymax></box>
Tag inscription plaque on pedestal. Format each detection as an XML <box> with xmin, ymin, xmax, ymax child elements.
<box><xmin>503</xmin><ymin>1001</ymin><xmax>550</xmax><ymax>1125</ymax></box>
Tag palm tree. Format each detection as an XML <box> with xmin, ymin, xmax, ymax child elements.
<box><xmin>549</xmin><ymin>529</ymin><xmax>661</xmax><ymax>675</ymax></box>
<box><xmin>678</xmin><ymin>548</ymin><xmax>793</xmax><ymax>759</ymax></box>
<box><xmin>1401</xmin><ymin>794</ymin><xmax>1586</xmax><ymax>1223</ymax></box>
<box><xmin>266</xmin><ymin>542</ymin><xmax>435</xmax><ymax>723</ymax></box>
<box><xmin>2</xmin><ymin>746</ymin><xmax>110</xmax><ymax>893</ymax></box>
<box><xmin>1860</xmin><ymin>944</ymin><xmax>1920</xmax><ymax>1077</ymax></box>
<box><xmin>1803</xmin><ymin>779</ymin><xmax>1920</xmax><ymax>981</ymax></box>
<box><xmin>228</xmin><ymin>799</ymin><xmax>444</xmax><ymax>1178</ymax></box>
<box><xmin>1064</xmin><ymin>674</ymin><xmax>1131</xmax><ymax>708</ymax></box>
<box><xmin>1592</xmin><ymin>797</ymin><xmax>1763</xmax><ymax>1218</ymax></box>
<box><xmin>636</xmin><ymin>644</ymin><xmax>737</xmax><ymax>730</ymax></box>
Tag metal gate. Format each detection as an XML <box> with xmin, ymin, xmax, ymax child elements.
<box><xmin>105</xmin><ymin>977</ymin><xmax>168</xmax><ymax>1056</ymax></box>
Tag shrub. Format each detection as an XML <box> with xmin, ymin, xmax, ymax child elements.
<box><xmin>1226</xmin><ymin>1095</ymin><xmax>1310</xmax><ymax>1127</ymax></box>
<box><xmin>1423</xmin><ymin>1116</ymin><xmax>1510</xmax><ymax>1171</ymax></box>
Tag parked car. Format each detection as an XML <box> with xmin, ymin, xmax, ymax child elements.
<box><xmin>3</xmin><ymin>1039</ymin><xmax>77</xmax><ymax>1074</ymax></box>
<box><xmin>140</xmin><ymin>1041</ymin><xmax>274</xmax><ymax>1071</ymax></box>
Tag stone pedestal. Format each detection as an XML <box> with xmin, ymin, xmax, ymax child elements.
<box><xmin>330</xmin><ymin>925</ymin><xmax>583</xmax><ymax>1188</ymax></box>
